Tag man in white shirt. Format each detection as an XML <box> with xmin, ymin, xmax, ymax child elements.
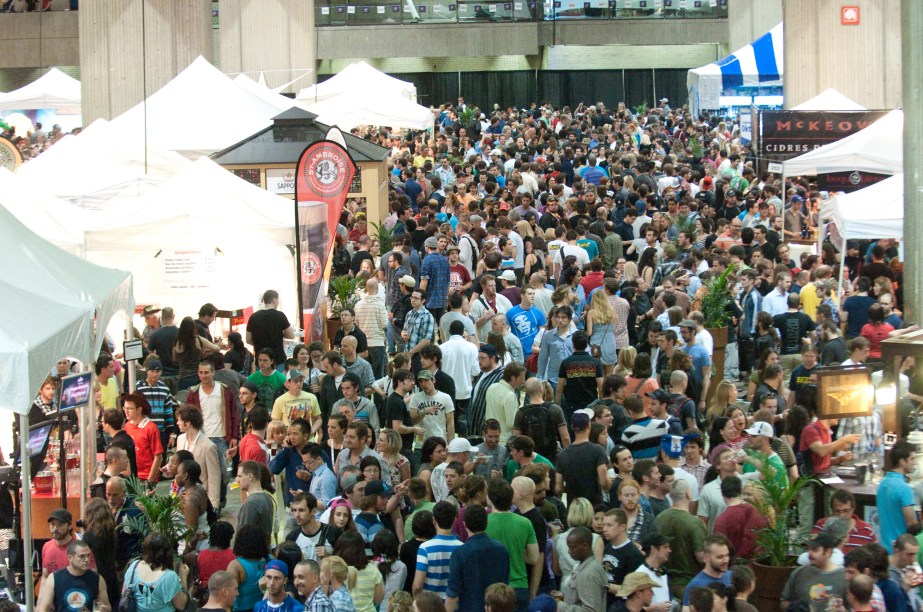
<box><xmin>440</xmin><ymin>321</ymin><xmax>480</xmax><ymax>413</ymax></box>
<box><xmin>553</xmin><ymin>229</ymin><xmax>591</xmax><ymax>279</ymax></box>
<box><xmin>469</xmin><ymin>274</ymin><xmax>513</xmax><ymax>342</ymax></box>
<box><xmin>761</xmin><ymin>271</ymin><xmax>792</xmax><ymax>318</ymax></box>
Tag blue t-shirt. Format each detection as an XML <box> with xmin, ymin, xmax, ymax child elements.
<box><xmin>682</xmin><ymin>343</ymin><xmax>712</xmax><ymax>380</ymax></box>
<box><xmin>877</xmin><ymin>471</ymin><xmax>916</xmax><ymax>553</ymax></box>
<box><xmin>683</xmin><ymin>569</ymin><xmax>731</xmax><ymax>604</ymax></box>
<box><xmin>506</xmin><ymin>305</ymin><xmax>546</xmax><ymax>357</ymax></box>
<box><xmin>254</xmin><ymin>595</ymin><xmax>305</xmax><ymax>612</ymax></box>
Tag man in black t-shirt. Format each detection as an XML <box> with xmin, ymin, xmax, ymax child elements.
<box><xmin>247</xmin><ymin>290</ymin><xmax>295</xmax><ymax>366</ymax></box>
<box><xmin>772</xmin><ymin>293</ymin><xmax>814</xmax><ymax>382</ymax></box>
<box><xmin>555</xmin><ymin>410</ymin><xmax>610</xmax><ymax>507</ymax></box>
<box><xmin>555</xmin><ymin>331</ymin><xmax>604</xmax><ymax>423</ymax></box>
<box><xmin>382</xmin><ymin>369</ymin><xmax>423</xmax><ymax>466</ymax></box>
<box><xmin>602</xmin><ymin>508</ymin><xmax>645</xmax><ymax>608</ymax></box>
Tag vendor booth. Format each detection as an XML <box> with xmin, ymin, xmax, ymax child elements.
<box><xmin>0</xmin><ymin>205</ymin><xmax>132</xmax><ymax>609</ymax></box>
<box><xmin>297</xmin><ymin>61</ymin><xmax>418</xmax><ymax>104</ymax></box>
<box><xmin>686</xmin><ymin>22</ymin><xmax>783</xmax><ymax>118</ymax></box>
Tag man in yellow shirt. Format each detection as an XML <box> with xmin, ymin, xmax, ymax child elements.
<box><xmin>271</xmin><ymin>370</ymin><xmax>322</xmax><ymax>439</ymax></box>
<box><xmin>96</xmin><ymin>355</ymin><xmax>120</xmax><ymax>411</ymax></box>
<box><xmin>799</xmin><ymin>263</ymin><xmax>832</xmax><ymax>320</ymax></box>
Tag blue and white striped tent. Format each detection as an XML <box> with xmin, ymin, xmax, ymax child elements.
<box><xmin>687</xmin><ymin>22</ymin><xmax>783</xmax><ymax>117</ymax></box>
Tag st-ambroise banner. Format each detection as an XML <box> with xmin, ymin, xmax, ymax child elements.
<box><xmin>759</xmin><ymin>110</ymin><xmax>887</xmax><ymax>159</ymax></box>
<box><xmin>294</xmin><ymin>131</ymin><xmax>356</xmax><ymax>341</ymax></box>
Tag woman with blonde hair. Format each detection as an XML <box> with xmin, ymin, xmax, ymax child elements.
<box><xmin>615</xmin><ymin>346</ymin><xmax>637</xmax><ymax>378</ymax></box>
<box><xmin>515</xmin><ymin>219</ymin><xmax>534</xmax><ymax>239</ymax></box>
<box><xmin>707</xmin><ymin>380</ymin><xmax>739</xmax><ymax>427</ymax></box>
<box><xmin>374</xmin><ymin>428</ymin><xmax>410</xmax><ymax>487</ymax></box>
<box><xmin>622</xmin><ymin>261</ymin><xmax>639</xmax><ymax>283</ymax></box>
<box><xmin>586</xmin><ymin>290</ymin><xmax>618</xmax><ymax>375</ymax></box>
<box><xmin>551</xmin><ymin>498</ymin><xmax>604</xmax><ymax>588</ymax></box>
<box><xmin>320</xmin><ymin>555</ymin><xmax>357</xmax><ymax>611</ymax></box>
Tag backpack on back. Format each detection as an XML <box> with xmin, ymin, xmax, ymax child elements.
<box><xmin>521</xmin><ymin>402</ymin><xmax>558</xmax><ymax>459</ymax></box>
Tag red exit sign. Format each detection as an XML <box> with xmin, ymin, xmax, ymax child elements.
<box><xmin>841</xmin><ymin>5</ymin><xmax>860</xmax><ymax>25</ymax></box>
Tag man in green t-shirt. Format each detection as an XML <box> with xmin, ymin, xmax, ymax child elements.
<box><xmin>655</xmin><ymin>478</ymin><xmax>707</xmax><ymax>599</ymax></box>
<box><xmin>485</xmin><ymin>478</ymin><xmax>539</xmax><ymax>611</ymax></box>
<box><xmin>741</xmin><ymin>422</ymin><xmax>789</xmax><ymax>488</ymax></box>
<box><xmin>247</xmin><ymin>348</ymin><xmax>286</xmax><ymax>409</ymax></box>
<box><xmin>403</xmin><ymin>478</ymin><xmax>435</xmax><ymax>540</ymax></box>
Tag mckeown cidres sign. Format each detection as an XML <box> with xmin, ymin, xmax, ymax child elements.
<box><xmin>759</xmin><ymin>110</ymin><xmax>888</xmax><ymax>159</ymax></box>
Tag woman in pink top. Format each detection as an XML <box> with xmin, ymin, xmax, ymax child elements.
<box><xmin>860</xmin><ymin>304</ymin><xmax>894</xmax><ymax>359</ymax></box>
<box><xmin>624</xmin><ymin>352</ymin><xmax>659</xmax><ymax>415</ymax></box>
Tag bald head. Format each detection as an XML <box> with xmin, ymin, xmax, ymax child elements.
<box><xmin>512</xmin><ymin>476</ymin><xmax>535</xmax><ymax>501</ymax></box>
<box><xmin>365</xmin><ymin>278</ymin><xmax>379</xmax><ymax>294</ymax></box>
<box><xmin>340</xmin><ymin>335</ymin><xmax>358</xmax><ymax>352</ymax></box>
<box><xmin>524</xmin><ymin>377</ymin><xmax>544</xmax><ymax>400</ymax></box>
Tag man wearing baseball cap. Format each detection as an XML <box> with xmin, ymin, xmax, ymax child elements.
<box><xmin>781</xmin><ymin>532</ymin><xmax>847</xmax><ymax>611</ymax></box>
<box><xmin>254</xmin><ymin>560</ymin><xmax>303</xmax><ymax>612</ymax></box>
<box><xmin>615</xmin><ymin>571</ymin><xmax>659</xmax><ymax>611</ymax></box>
<box><xmin>741</xmin><ymin>421</ymin><xmax>788</xmax><ymax>487</ymax></box>
<box><xmin>431</xmin><ymin>438</ymin><xmax>472</xmax><ymax>503</ymax></box>
<box><xmin>555</xmin><ymin>408</ymin><xmax>610</xmax><ymax>507</ymax></box>
<box><xmin>136</xmin><ymin>358</ymin><xmax>178</xmax><ymax>454</ymax></box>
<box><xmin>42</xmin><ymin>509</ymin><xmax>74</xmax><ymax>578</ymax></box>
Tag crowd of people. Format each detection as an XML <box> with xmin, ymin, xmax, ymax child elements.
<box><xmin>28</xmin><ymin>97</ymin><xmax>923</xmax><ymax>612</ymax></box>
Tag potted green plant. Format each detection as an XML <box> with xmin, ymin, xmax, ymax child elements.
<box><xmin>325</xmin><ymin>275</ymin><xmax>361</xmax><ymax>348</ymax></box>
<box><xmin>370</xmin><ymin>220</ymin><xmax>394</xmax><ymax>255</ymax></box>
<box><xmin>121</xmin><ymin>475</ymin><xmax>193</xmax><ymax>552</ymax></box>
<box><xmin>747</xmin><ymin>462</ymin><xmax>818</xmax><ymax>612</ymax></box>
<box><xmin>699</xmin><ymin>262</ymin><xmax>737</xmax><ymax>402</ymax></box>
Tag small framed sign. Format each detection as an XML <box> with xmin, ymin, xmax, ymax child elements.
<box><xmin>124</xmin><ymin>339</ymin><xmax>144</xmax><ymax>363</ymax></box>
<box><xmin>816</xmin><ymin>365</ymin><xmax>873</xmax><ymax>420</ymax></box>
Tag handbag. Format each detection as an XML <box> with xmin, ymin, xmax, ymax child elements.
<box><xmin>590</xmin><ymin>345</ymin><xmax>602</xmax><ymax>358</ymax></box>
<box><xmin>119</xmin><ymin>561</ymin><xmax>139</xmax><ymax>612</ymax></box>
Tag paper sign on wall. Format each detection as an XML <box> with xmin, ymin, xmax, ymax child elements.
<box><xmin>162</xmin><ymin>249</ymin><xmax>214</xmax><ymax>291</ymax></box>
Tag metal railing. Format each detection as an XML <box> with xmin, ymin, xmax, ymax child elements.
<box><xmin>314</xmin><ymin>0</ymin><xmax>727</xmax><ymax>26</ymax></box>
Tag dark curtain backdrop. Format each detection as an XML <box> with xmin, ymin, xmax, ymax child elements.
<box><xmin>319</xmin><ymin>68</ymin><xmax>690</xmax><ymax>110</ymax></box>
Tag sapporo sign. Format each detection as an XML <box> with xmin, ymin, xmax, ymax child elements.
<box><xmin>759</xmin><ymin>110</ymin><xmax>888</xmax><ymax>160</ymax></box>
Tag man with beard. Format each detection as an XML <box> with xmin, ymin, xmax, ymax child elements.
<box><xmin>682</xmin><ymin>535</ymin><xmax>732</xmax><ymax>606</ymax></box>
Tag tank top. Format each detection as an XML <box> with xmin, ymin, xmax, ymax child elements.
<box><xmin>53</xmin><ymin>568</ymin><xmax>100</xmax><ymax>612</ymax></box>
<box><xmin>176</xmin><ymin>342</ymin><xmax>203</xmax><ymax>380</ymax></box>
<box><xmin>233</xmin><ymin>557</ymin><xmax>267</xmax><ymax>612</ymax></box>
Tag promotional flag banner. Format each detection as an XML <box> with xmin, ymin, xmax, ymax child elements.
<box><xmin>294</xmin><ymin>131</ymin><xmax>356</xmax><ymax>341</ymax></box>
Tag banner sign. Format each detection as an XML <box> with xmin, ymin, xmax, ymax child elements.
<box><xmin>759</xmin><ymin>110</ymin><xmax>887</xmax><ymax>159</ymax></box>
<box><xmin>295</xmin><ymin>134</ymin><xmax>357</xmax><ymax>342</ymax></box>
<box><xmin>816</xmin><ymin>170</ymin><xmax>890</xmax><ymax>193</ymax></box>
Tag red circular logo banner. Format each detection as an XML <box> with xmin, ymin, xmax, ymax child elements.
<box><xmin>303</xmin><ymin>144</ymin><xmax>353</xmax><ymax>198</ymax></box>
<box><xmin>301</xmin><ymin>252</ymin><xmax>322</xmax><ymax>284</ymax></box>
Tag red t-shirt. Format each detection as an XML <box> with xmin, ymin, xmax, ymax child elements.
<box><xmin>239</xmin><ymin>433</ymin><xmax>270</xmax><ymax>464</ymax></box>
<box><xmin>800</xmin><ymin>420</ymin><xmax>832</xmax><ymax>474</ymax></box>
<box><xmin>42</xmin><ymin>539</ymin><xmax>71</xmax><ymax>575</ymax></box>
<box><xmin>713</xmin><ymin>502</ymin><xmax>768</xmax><ymax>559</ymax></box>
<box><xmin>449</xmin><ymin>264</ymin><xmax>471</xmax><ymax>291</ymax></box>
<box><xmin>125</xmin><ymin>418</ymin><xmax>164</xmax><ymax>480</ymax></box>
<box><xmin>197</xmin><ymin>549</ymin><xmax>236</xmax><ymax>587</ymax></box>
<box><xmin>860</xmin><ymin>322</ymin><xmax>894</xmax><ymax>359</ymax></box>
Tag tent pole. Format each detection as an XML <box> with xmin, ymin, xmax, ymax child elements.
<box><xmin>18</xmin><ymin>413</ymin><xmax>33</xmax><ymax>612</ymax></box>
<box><xmin>82</xmin><ymin>376</ymin><xmax>97</xmax><ymax>526</ymax></box>
<box><xmin>837</xmin><ymin>234</ymin><xmax>848</xmax><ymax>304</ymax></box>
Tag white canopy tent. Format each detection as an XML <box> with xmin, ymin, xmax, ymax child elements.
<box><xmin>820</xmin><ymin>173</ymin><xmax>903</xmax><ymax>241</ymax></box>
<box><xmin>14</xmin><ymin>118</ymin><xmax>191</xmax><ymax>207</ymax></box>
<box><xmin>232</xmin><ymin>74</ymin><xmax>311</xmax><ymax>112</ymax></box>
<box><xmin>784</xmin><ymin>109</ymin><xmax>903</xmax><ymax>176</ymax></box>
<box><xmin>108</xmin><ymin>56</ymin><xmax>296</xmax><ymax>157</ymax></box>
<box><xmin>0</xmin><ymin>168</ymin><xmax>90</xmax><ymax>253</ymax></box>
<box><xmin>0</xmin><ymin>67</ymin><xmax>81</xmax><ymax>114</ymax></box>
<box><xmin>297</xmin><ymin>61</ymin><xmax>417</xmax><ymax>104</ymax></box>
<box><xmin>82</xmin><ymin>157</ymin><xmax>298</xmax><ymax>320</ymax></box>
<box><xmin>791</xmin><ymin>88</ymin><xmax>866</xmax><ymax>111</ymax></box>
<box><xmin>304</xmin><ymin>91</ymin><xmax>434</xmax><ymax>131</ymax></box>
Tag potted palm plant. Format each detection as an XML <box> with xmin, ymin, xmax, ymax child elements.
<box><xmin>121</xmin><ymin>475</ymin><xmax>193</xmax><ymax>552</ymax></box>
<box><xmin>325</xmin><ymin>275</ymin><xmax>362</xmax><ymax>348</ymax></box>
<box><xmin>699</xmin><ymin>262</ymin><xmax>737</xmax><ymax>402</ymax></box>
<box><xmin>746</xmin><ymin>460</ymin><xmax>818</xmax><ymax>612</ymax></box>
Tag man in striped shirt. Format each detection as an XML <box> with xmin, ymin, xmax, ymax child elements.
<box><xmin>135</xmin><ymin>359</ymin><xmax>177</xmax><ymax>454</ymax></box>
<box><xmin>413</xmin><ymin>501</ymin><xmax>463</xmax><ymax>599</ymax></box>
<box><xmin>811</xmin><ymin>489</ymin><xmax>878</xmax><ymax>550</ymax></box>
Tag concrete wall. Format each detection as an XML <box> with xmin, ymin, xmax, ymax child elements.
<box><xmin>79</xmin><ymin>0</ymin><xmax>212</xmax><ymax>123</ymax></box>
<box><xmin>315</xmin><ymin>18</ymin><xmax>727</xmax><ymax>62</ymax></box>
<box><xmin>0</xmin><ymin>11</ymin><xmax>77</xmax><ymax>70</ymax></box>
<box><xmin>218</xmin><ymin>0</ymin><xmax>315</xmax><ymax>92</ymax></box>
<box><xmin>783</xmin><ymin>0</ymin><xmax>901</xmax><ymax>110</ymax></box>
<box><xmin>727</xmin><ymin>0</ymin><xmax>780</xmax><ymax>51</ymax></box>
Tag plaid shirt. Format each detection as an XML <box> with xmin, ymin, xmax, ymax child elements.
<box><xmin>420</xmin><ymin>252</ymin><xmax>451</xmax><ymax>309</ymax></box>
<box><xmin>304</xmin><ymin>587</ymin><xmax>335</xmax><ymax>612</ymax></box>
<box><xmin>608</xmin><ymin>294</ymin><xmax>631</xmax><ymax>348</ymax></box>
<box><xmin>328</xmin><ymin>586</ymin><xmax>355</xmax><ymax>612</ymax></box>
<box><xmin>404</xmin><ymin>306</ymin><xmax>436</xmax><ymax>348</ymax></box>
<box><xmin>679</xmin><ymin>458</ymin><xmax>711</xmax><ymax>490</ymax></box>
<box><xmin>136</xmin><ymin>379</ymin><xmax>177</xmax><ymax>434</ymax></box>
<box><xmin>836</xmin><ymin>411</ymin><xmax>882</xmax><ymax>456</ymax></box>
